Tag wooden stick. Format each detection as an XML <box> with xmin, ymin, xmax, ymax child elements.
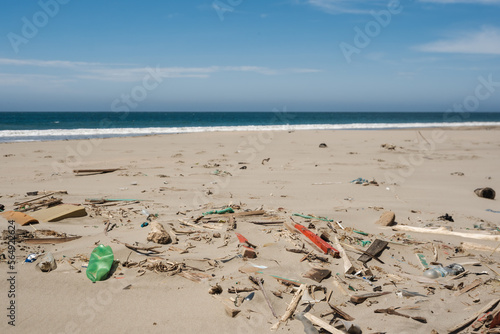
<box><xmin>303</xmin><ymin>313</ymin><xmax>344</xmax><ymax>334</ymax></box>
<box><xmin>448</xmin><ymin>298</ymin><xmax>500</xmax><ymax>333</ymax></box>
<box><xmin>73</xmin><ymin>168</ymin><xmax>123</xmax><ymax>174</ymax></box>
<box><xmin>271</xmin><ymin>284</ymin><xmax>307</xmax><ymax>331</ymax></box>
<box><xmin>23</xmin><ymin>236</ymin><xmax>81</xmax><ymax>244</ymax></box>
<box><xmin>251</xmin><ymin>276</ymin><xmax>278</xmax><ymax>318</ymax></box>
<box><xmin>392</xmin><ymin>225</ymin><xmax>500</xmax><ymax>241</ymax></box>
<box><xmin>14</xmin><ymin>192</ymin><xmax>55</xmax><ymax>206</ymax></box>
<box><xmin>207</xmin><ymin>210</ymin><xmax>267</xmax><ymax>218</ymax></box>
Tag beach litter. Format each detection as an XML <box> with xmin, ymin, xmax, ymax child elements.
<box><xmin>475</xmin><ymin>187</ymin><xmax>496</xmax><ymax>200</ymax></box>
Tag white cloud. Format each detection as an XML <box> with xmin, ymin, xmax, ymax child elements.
<box><xmin>0</xmin><ymin>58</ymin><xmax>321</xmax><ymax>82</ymax></box>
<box><xmin>307</xmin><ymin>0</ymin><xmax>388</xmax><ymax>14</ymax></box>
<box><xmin>415</xmin><ymin>26</ymin><xmax>500</xmax><ymax>55</ymax></box>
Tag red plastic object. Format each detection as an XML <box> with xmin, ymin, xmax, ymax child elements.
<box><xmin>294</xmin><ymin>223</ymin><xmax>340</xmax><ymax>256</ymax></box>
<box><xmin>235</xmin><ymin>232</ymin><xmax>249</xmax><ymax>245</ymax></box>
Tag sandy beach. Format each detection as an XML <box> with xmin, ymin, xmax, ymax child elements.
<box><xmin>1</xmin><ymin>127</ymin><xmax>500</xmax><ymax>333</ymax></box>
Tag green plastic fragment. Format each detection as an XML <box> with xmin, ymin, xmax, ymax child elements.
<box><xmin>86</xmin><ymin>245</ymin><xmax>114</xmax><ymax>283</ymax></box>
<box><xmin>292</xmin><ymin>213</ymin><xmax>333</xmax><ymax>222</ymax></box>
<box><xmin>360</xmin><ymin>240</ymin><xmax>371</xmax><ymax>247</ymax></box>
<box><xmin>203</xmin><ymin>207</ymin><xmax>235</xmax><ymax>216</ymax></box>
<box><xmin>353</xmin><ymin>230</ymin><xmax>369</xmax><ymax>236</ymax></box>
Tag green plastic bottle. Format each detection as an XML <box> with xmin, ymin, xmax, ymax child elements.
<box><xmin>86</xmin><ymin>245</ymin><xmax>114</xmax><ymax>282</ymax></box>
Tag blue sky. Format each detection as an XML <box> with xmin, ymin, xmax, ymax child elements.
<box><xmin>0</xmin><ymin>0</ymin><xmax>499</xmax><ymax>111</ymax></box>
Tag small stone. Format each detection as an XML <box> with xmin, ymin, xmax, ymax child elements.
<box><xmin>376</xmin><ymin>211</ymin><xmax>396</xmax><ymax>226</ymax></box>
<box><xmin>319</xmin><ymin>143</ymin><xmax>328</xmax><ymax>148</ymax></box>
<box><xmin>241</xmin><ymin>246</ymin><xmax>257</xmax><ymax>258</ymax></box>
<box><xmin>147</xmin><ymin>221</ymin><xmax>172</xmax><ymax>244</ymax></box>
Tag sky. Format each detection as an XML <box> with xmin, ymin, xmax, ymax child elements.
<box><xmin>0</xmin><ymin>0</ymin><xmax>499</xmax><ymax>112</ymax></box>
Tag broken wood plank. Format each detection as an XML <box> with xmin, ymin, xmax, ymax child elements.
<box><xmin>30</xmin><ymin>204</ymin><xmax>87</xmax><ymax>222</ymax></box>
<box><xmin>303</xmin><ymin>313</ymin><xmax>344</xmax><ymax>334</ymax></box>
<box><xmin>350</xmin><ymin>291</ymin><xmax>391</xmax><ymax>304</ymax></box>
<box><xmin>273</xmin><ymin>284</ymin><xmax>306</xmax><ymax>329</ymax></box>
<box><xmin>454</xmin><ymin>278</ymin><xmax>485</xmax><ymax>296</ymax></box>
<box><xmin>358</xmin><ymin>239</ymin><xmax>388</xmax><ymax>263</ymax></box>
<box><xmin>462</xmin><ymin>242</ymin><xmax>500</xmax><ymax>253</ymax></box>
<box><xmin>334</xmin><ymin>236</ymin><xmax>354</xmax><ymax>274</ymax></box>
<box><xmin>448</xmin><ymin>298</ymin><xmax>500</xmax><ymax>333</ymax></box>
<box><xmin>392</xmin><ymin>225</ymin><xmax>500</xmax><ymax>241</ymax></box>
<box><xmin>303</xmin><ymin>268</ymin><xmax>331</xmax><ymax>283</ymax></box>
<box><xmin>0</xmin><ymin>211</ymin><xmax>39</xmax><ymax>226</ymax></box>
<box><xmin>328</xmin><ymin>303</ymin><xmax>355</xmax><ymax>321</ymax></box>
<box><xmin>212</xmin><ymin>295</ymin><xmax>240</xmax><ymax>317</ymax></box>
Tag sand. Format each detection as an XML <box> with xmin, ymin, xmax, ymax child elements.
<box><xmin>1</xmin><ymin>128</ymin><xmax>500</xmax><ymax>333</ymax></box>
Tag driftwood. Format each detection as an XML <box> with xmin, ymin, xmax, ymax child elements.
<box><xmin>375</xmin><ymin>307</ymin><xmax>427</xmax><ymax>323</ymax></box>
<box><xmin>228</xmin><ymin>286</ymin><xmax>257</xmax><ymax>294</ymax></box>
<box><xmin>448</xmin><ymin>298</ymin><xmax>500</xmax><ymax>333</ymax></box>
<box><xmin>454</xmin><ymin>279</ymin><xmax>485</xmax><ymax>296</ymax></box>
<box><xmin>112</xmin><ymin>238</ymin><xmax>163</xmax><ymax>254</ymax></box>
<box><xmin>73</xmin><ymin>168</ymin><xmax>123</xmax><ymax>175</ymax></box>
<box><xmin>14</xmin><ymin>192</ymin><xmax>56</xmax><ymax>206</ymax></box>
<box><xmin>147</xmin><ymin>221</ymin><xmax>172</xmax><ymax>244</ymax></box>
<box><xmin>23</xmin><ymin>236</ymin><xmax>81</xmax><ymax>244</ymax></box>
<box><xmin>16</xmin><ymin>198</ymin><xmax>62</xmax><ymax>212</ymax></box>
<box><xmin>209</xmin><ymin>210</ymin><xmax>266</xmax><ymax>218</ymax></box>
<box><xmin>212</xmin><ymin>295</ymin><xmax>240</xmax><ymax>317</ymax></box>
<box><xmin>250</xmin><ymin>276</ymin><xmax>277</xmax><ymax>318</ymax></box>
<box><xmin>328</xmin><ymin>303</ymin><xmax>355</xmax><ymax>321</ymax></box>
<box><xmin>350</xmin><ymin>292</ymin><xmax>391</xmax><ymax>304</ymax></box>
<box><xmin>303</xmin><ymin>313</ymin><xmax>344</xmax><ymax>334</ymax></box>
<box><xmin>392</xmin><ymin>225</ymin><xmax>500</xmax><ymax>241</ymax></box>
<box><xmin>286</xmin><ymin>248</ymin><xmax>329</xmax><ymax>262</ymax></box>
<box><xmin>462</xmin><ymin>242</ymin><xmax>500</xmax><ymax>253</ymax></box>
<box><xmin>247</xmin><ymin>221</ymin><xmax>284</xmax><ymax>225</ymax></box>
<box><xmin>271</xmin><ymin>284</ymin><xmax>307</xmax><ymax>331</ymax></box>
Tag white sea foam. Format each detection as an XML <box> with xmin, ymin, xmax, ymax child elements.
<box><xmin>1</xmin><ymin>122</ymin><xmax>499</xmax><ymax>142</ymax></box>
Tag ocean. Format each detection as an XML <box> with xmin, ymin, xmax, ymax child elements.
<box><xmin>1</xmin><ymin>111</ymin><xmax>499</xmax><ymax>143</ymax></box>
